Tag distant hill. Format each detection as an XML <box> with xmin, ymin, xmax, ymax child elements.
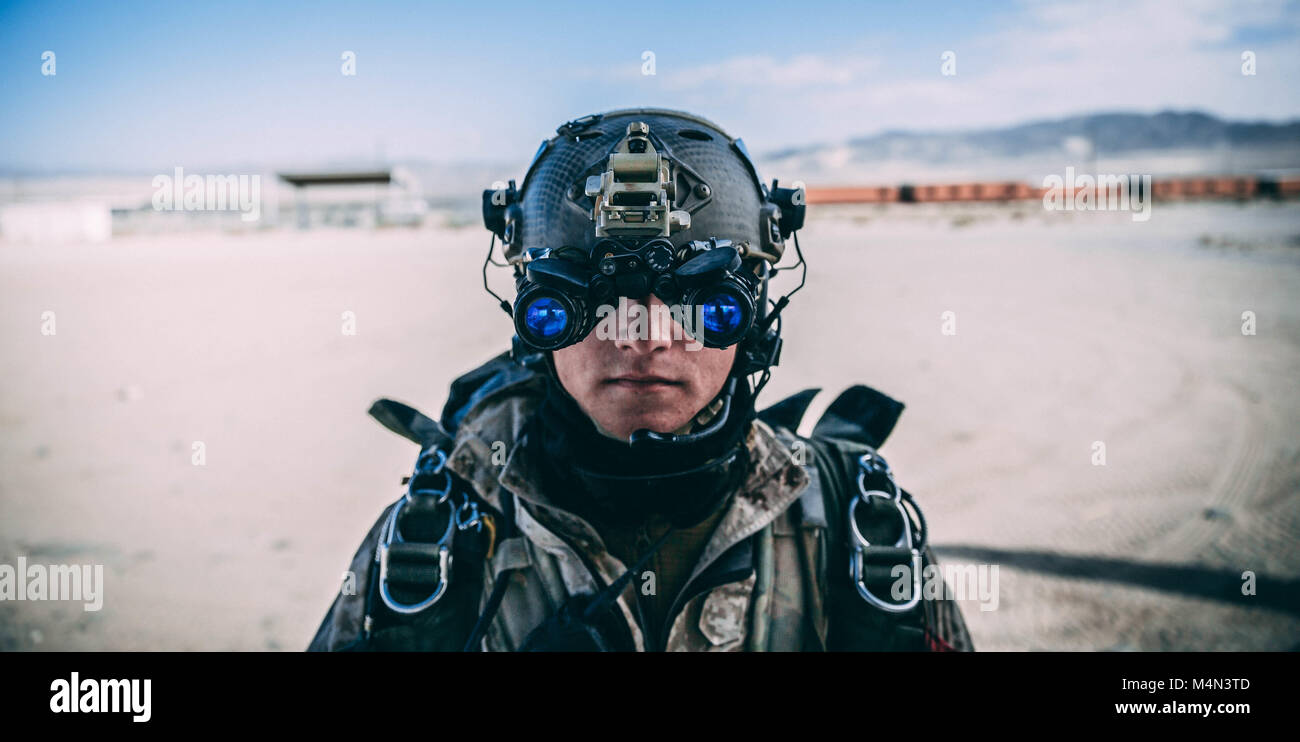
<box><xmin>759</xmin><ymin>110</ymin><xmax>1300</xmax><ymax>185</ymax></box>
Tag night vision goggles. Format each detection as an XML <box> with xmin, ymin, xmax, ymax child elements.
<box><xmin>514</xmin><ymin>236</ymin><xmax>762</xmax><ymax>351</ymax></box>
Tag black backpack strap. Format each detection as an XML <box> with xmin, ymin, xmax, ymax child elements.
<box><xmin>810</xmin><ymin>385</ymin><xmax>905</xmax><ymax>450</ymax></box>
<box><xmin>368</xmin><ymin>398</ymin><xmax>455</xmax><ymax>450</ymax></box>
<box><xmin>757</xmin><ymin>383</ymin><xmax>904</xmax><ymax>449</ymax></box>
<box><xmin>756</xmin><ymin>387</ymin><xmax>821</xmax><ymax>431</ymax></box>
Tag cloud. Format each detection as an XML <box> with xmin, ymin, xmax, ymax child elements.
<box><xmin>626</xmin><ymin>0</ymin><xmax>1300</xmax><ymax>151</ymax></box>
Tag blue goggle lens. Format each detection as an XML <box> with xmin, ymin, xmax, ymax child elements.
<box><xmin>524</xmin><ymin>297</ymin><xmax>568</xmax><ymax>339</ymax></box>
<box><xmin>700</xmin><ymin>293</ymin><xmax>743</xmax><ymax>335</ymax></box>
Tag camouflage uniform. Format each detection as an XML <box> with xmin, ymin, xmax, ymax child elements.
<box><xmin>309</xmin><ymin>355</ymin><xmax>975</xmax><ymax>652</ymax></box>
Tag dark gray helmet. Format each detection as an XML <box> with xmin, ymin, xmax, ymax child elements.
<box><xmin>482</xmin><ymin>108</ymin><xmax>806</xmax><ymax>377</ymax></box>
<box><xmin>501</xmin><ymin>108</ymin><xmax>793</xmax><ymax>260</ymax></box>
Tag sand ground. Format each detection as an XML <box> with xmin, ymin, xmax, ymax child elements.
<box><xmin>1</xmin><ymin>200</ymin><xmax>1297</xmax><ymax>650</ymax></box>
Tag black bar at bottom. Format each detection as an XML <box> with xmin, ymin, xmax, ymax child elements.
<box><xmin>0</xmin><ymin>651</ymin><xmax>1289</xmax><ymax>729</ymax></box>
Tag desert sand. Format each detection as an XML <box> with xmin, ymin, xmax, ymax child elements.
<box><xmin>1</xmin><ymin>199</ymin><xmax>1297</xmax><ymax>650</ymax></box>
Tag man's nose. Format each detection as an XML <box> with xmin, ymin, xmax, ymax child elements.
<box><xmin>613</xmin><ymin>296</ymin><xmax>675</xmax><ymax>352</ymax></box>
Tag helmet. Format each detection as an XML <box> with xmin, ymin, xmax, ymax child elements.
<box><xmin>482</xmin><ymin>108</ymin><xmax>806</xmax><ymax>382</ymax></box>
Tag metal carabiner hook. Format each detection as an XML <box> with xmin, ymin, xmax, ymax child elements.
<box><xmin>456</xmin><ymin>497</ymin><xmax>483</xmax><ymax>533</ymax></box>
<box><xmin>856</xmin><ymin>452</ymin><xmax>900</xmax><ymax>502</ymax></box>
<box><xmin>376</xmin><ymin>493</ymin><xmax>457</xmax><ymax>615</ymax></box>
<box><xmin>847</xmin><ymin>452</ymin><xmax>922</xmax><ymax>613</ymax></box>
<box><xmin>406</xmin><ymin>448</ymin><xmax>453</xmax><ymax>505</ymax></box>
<box><xmin>416</xmin><ymin>448</ymin><xmax>447</xmax><ymax>473</ymax></box>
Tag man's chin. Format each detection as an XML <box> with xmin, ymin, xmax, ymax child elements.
<box><xmin>585</xmin><ymin>386</ymin><xmax>698</xmax><ymax>439</ymax></box>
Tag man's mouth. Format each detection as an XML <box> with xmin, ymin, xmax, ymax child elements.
<box><xmin>605</xmin><ymin>375</ymin><xmax>682</xmax><ymax>390</ymax></box>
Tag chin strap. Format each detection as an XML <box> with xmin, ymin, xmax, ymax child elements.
<box><xmin>627</xmin><ymin>377</ymin><xmax>738</xmax><ymax>449</ymax></box>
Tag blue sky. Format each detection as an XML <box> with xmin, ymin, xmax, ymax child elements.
<box><xmin>2</xmin><ymin>0</ymin><xmax>1297</xmax><ymax>172</ymax></box>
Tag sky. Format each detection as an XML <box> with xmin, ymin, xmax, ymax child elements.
<box><xmin>1</xmin><ymin>0</ymin><xmax>1298</xmax><ymax>173</ymax></box>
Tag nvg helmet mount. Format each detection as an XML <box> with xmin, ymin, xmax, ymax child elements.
<box><xmin>481</xmin><ymin>109</ymin><xmax>808</xmax><ymax>383</ymax></box>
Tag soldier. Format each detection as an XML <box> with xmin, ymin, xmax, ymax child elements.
<box><xmin>308</xmin><ymin>109</ymin><xmax>974</xmax><ymax>651</ymax></box>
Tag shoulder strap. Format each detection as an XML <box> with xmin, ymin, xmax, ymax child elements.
<box><xmin>757</xmin><ymin>384</ymin><xmax>905</xmax><ymax>450</ymax></box>
<box><xmin>369</xmin><ymin>398</ymin><xmax>454</xmax><ymax>449</ymax></box>
<box><xmin>810</xmin><ymin>385</ymin><xmax>904</xmax><ymax>450</ymax></box>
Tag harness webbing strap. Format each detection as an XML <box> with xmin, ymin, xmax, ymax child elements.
<box><xmin>798</xmin><ymin>470</ymin><xmax>827</xmax><ymax>528</ymax></box>
<box><xmin>771</xmin><ymin>427</ymin><xmax>831</xmax><ymax>650</ymax></box>
<box><xmin>746</xmin><ymin>523</ymin><xmax>775</xmax><ymax>652</ymax></box>
<box><xmin>795</xmin><ymin>458</ymin><xmax>830</xmax><ymax>650</ymax></box>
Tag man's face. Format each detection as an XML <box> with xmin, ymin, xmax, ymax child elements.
<box><xmin>552</xmin><ymin>294</ymin><xmax>737</xmax><ymax>442</ymax></box>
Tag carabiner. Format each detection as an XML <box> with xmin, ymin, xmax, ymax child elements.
<box><xmin>378</xmin><ymin>542</ymin><xmax>450</xmax><ymax>615</ymax></box>
<box><xmin>856</xmin><ymin>451</ymin><xmax>899</xmax><ymax>502</ymax></box>
<box><xmin>377</xmin><ymin>474</ymin><xmax>457</xmax><ymax>615</ymax></box>
<box><xmin>848</xmin><ymin>452</ymin><xmax>923</xmax><ymax>613</ymax></box>
<box><xmin>406</xmin><ymin>448</ymin><xmax>452</xmax><ymax>505</ymax></box>
<box><xmin>416</xmin><ymin>448</ymin><xmax>448</xmax><ymax>474</ymax></box>
<box><xmin>456</xmin><ymin>498</ymin><xmax>483</xmax><ymax>532</ymax></box>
